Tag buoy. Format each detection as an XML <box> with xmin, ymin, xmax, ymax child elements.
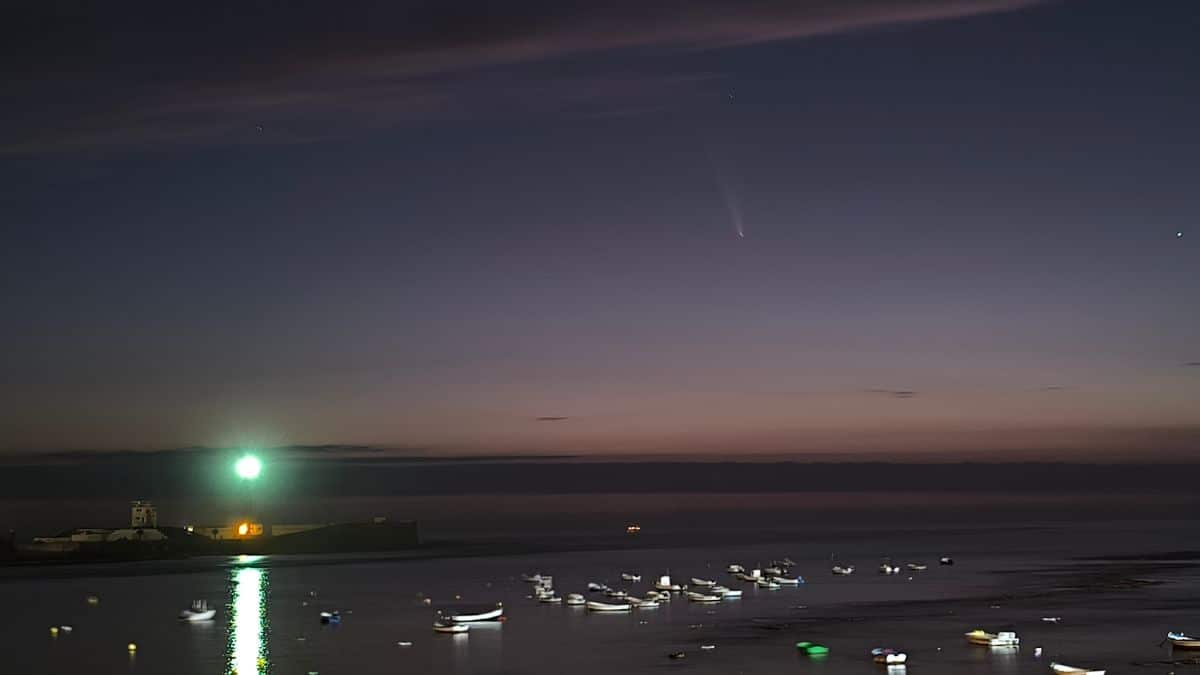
<box><xmin>127</xmin><ymin>642</ymin><xmax>137</xmax><ymax>652</ymax></box>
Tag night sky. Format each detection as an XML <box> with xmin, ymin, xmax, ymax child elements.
<box><xmin>2</xmin><ymin>0</ymin><xmax>1197</xmax><ymax>458</ymax></box>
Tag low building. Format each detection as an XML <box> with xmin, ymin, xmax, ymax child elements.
<box><xmin>130</xmin><ymin>500</ymin><xmax>158</xmax><ymax>528</ymax></box>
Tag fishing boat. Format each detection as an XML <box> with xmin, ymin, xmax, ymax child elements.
<box><xmin>565</xmin><ymin>593</ymin><xmax>586</xmax><ymax>606</ymax></box>
<box><xmin>726</xmin><ymin>564</ymin><xmax>745</xmax><ymax>574</ymax></box>
<box><xmin>620</xmin><ymin>573</ymin><xmax>641</xmax><ymax>582</ymax></box>
<box><xmin>880</xmin><ymin>563</ymin><xmax>901</xmax><ymax>575</ymax></box>
<box><xmin>832</xmin><ymin>565</ymin><xmax>855</xmax><ymax>575</ymax></box>
<box><xmin>690</xmin><ymin>577</ymin><xmax>716</xmax><ymax>587</ymax></box>
<box><xmin>1167</xmin><ymin>632</ymin><xmax>1200</xmax><ymax>649</ymax></box>
<box><xmin>872</xmin><ymin>648</ymin><xmax>908</xmax><ymax>664</ymax></box>
<box><xmin>685</xmin><ymin>591</ymin><xmax>721</xmax><ymax>603</ymax></box>
<box><xmin>433</xmin><ymin>622</ymin><xmax>469</xmax><ymax>634</ymax></box>
<box><xmin>179</xmin><ymin>600</ymin><xmax>216</xmax><ymax>621</ymax></box>
<box><xmin>1050</xmin><ymin>663</ymin><xmax>1105</xmax><ymax>675</ymax></box>
<box><xmin>654</xmin><ymin>575</ymin><xmax>682</xmax><ymax>592</ymax></box>
<box><xmin>965</xmin><ymin>630</ymin><xmax>1019</xmax><ymax>647</ymax></box>
<box><xmin>448</xmin><ymin>605</ymin><xmax>504</xmax><ymax>622</ymax></box>
<box><xmin>906</xmin><ymin>563</ymin><xmax>928</xmax><ymax>571</ymax></box>
<box><xmin>586</xmin><ymin>600</ymin><xmax>632</xmax><ymax>612</ymax></box>
<box><xmin>773</xmin><ymin>576</ymin><xmax>802</xmax><ymax>585</ymax></box>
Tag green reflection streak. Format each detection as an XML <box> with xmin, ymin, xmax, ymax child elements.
<box><xmin>227</xmin><ymin>566</ymin><xmax>269</xmax><ymax>675</ymax></box>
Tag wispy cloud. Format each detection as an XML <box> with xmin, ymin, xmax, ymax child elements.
<box><xmin>536</xmin><ymin>416</ymin><xmax>570</xmax><ymax>422</ymax></box>
<box><xmin>863</xmin><ymin>388</ymin><xmax>918</xmax><ymax>399</ymax></box>
<box><xmin>2</xmin><ymin>0</ymin><xmax>1046</xmax><ymax>153</ymax></box>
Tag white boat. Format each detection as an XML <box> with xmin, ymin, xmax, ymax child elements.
<box><xmin>764</xmin><ymin>566</ymin><xmax>783</xmax><ymax>576</ymax></box>
<box><xmin>620</xmin><ymin>573</ymin><xmax>641</xmax><ymax>582</ymax></box>
<box><xmin>433</xmin><ymin>622</ymin><xmax>469</xmax><ymax>634</ymax></box>
<box><xmin>538</xmin><ymin>595</ymin><xmax>562</xmax><ymax>603</ymax></box>
<box><xmin>587</xmin><ymin>582</ymin><xmax>608</xmax><ymax>592</ymax></box>
<box><xmin>628</xmin><ymin>597</ymin><xmax>660</xmax><ymax>608</ymax></box>
<box><xmin>965</xmin><ymin>630</ymin><xmax>1019</xmax><ymax>647</ymax></box>
<box><xmin>939</xmin><ymin>557</ymin><xmax>954</xmax><ymax>565</ymax></box>
<box><xmin>586</xmin><ymin>601</ymin><xmax>632</xmax><ymax>612</ymax></box>
<box><xmin>604</xmin><ymin>589</ymin><xmax>628</xmax><ymax>599</ymax></box>
<box><xmin>685</xmin><ymin>591</ymin><xmax>721</xmax><ymax>603</ymax></box>
<box><xmin>179</xmin><ymin>600</ymin><xmax>216</xmax><ymax>622</ymax></box>
<box><xmin>880</xmin><ymin>564</ymin><xmax>901</xmax><ymax>575</ymax></box>
<box><xmin>726</xmin><ymin>564</ymin><xmax>745</xmax><ymax>574</ymax></box>
<box><xmin>773</xmin><ymin>576</ymin><xmax>802</xmax><ymax>585</ymax></box>
<box><xmin>1167</xmin><ymin>632</ymin><xmax>1200</xmax><ymax>649</ymax></box>
<box><xmin>872</xmin><ymin>648</ymin><xmax>908</xmax><ymax>664</ymax></box>
<box><xmin>906</xmin><ymin>563</ymin><xmax>927</xmax><ymax>571</ymax></box>
<box><xmin>713</xmin><ymin>587</ymin><xmax>743</xmax><ymax>598</ymax></box>
<box><xmin>1050</xmin><ymin>663</ymin><xmax>1104</xmax><ymax>675</ymax></box>
<box><xmin>756</xmin><ymin>578</ymin><xmax>781</xmax><ymax>589</ymax></box>
<box><xmin>448</xmin><ymin>606</ymin><xmax>504</xmax><ymax>622</ymax></box>
<box><xmin>690</xmin><ymin>577</ymin><xmax>716</xmax><ymax>587</ymax></box>
<box><xmin>654</xmin><ymin>575</ymin><xmax>681</xmax><ymax>592</ymax></box>
<box><xmin>832</xmin><ymin>565</ymin><xmax>855</xmax><ymax>575</ymax></box>
<box><xmin>565</xmin><ymin>594</ymin><xmax>586</xmax><ymax>606</ymax></box>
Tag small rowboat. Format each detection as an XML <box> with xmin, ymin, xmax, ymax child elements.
<box><xmin>433</xmin><ymin>622</ymin><xmax>469</xmax><ymax>634</ymax></box>
<box><xmin>538</xmin><ymin>595</ymin><xmax>562</xmax><ymax>603</ymax></box>
<box><xmin>773</xmin><ymin>576</ymin><xmax>802</xmax><ymax>585</ymax></box>
<box><xmin>586</xmin><ymin>601</ymin><xmax>632</xmax><ymax>612</ymax></box>
<box><xmin>1050</xmin><ymin>662</ymin><xmax>1104</xmax><ymax>675</ymax></box>
<box><xmin>715</xmin><ymin>588</ymin><xmax>743</xmax><ymax>598</ymax></box>
<box><xmin>966</xmin><ymin>630</ymin><xmax>1019</xmax><ymax>647</ymax></box>
<box><xmin>628</xmin><ymin>597</ymin><xmax>660</xmax><ymax>609</ymax></box>
<box><xmin>1167</xmin><ymin>632</ymin><xmax>1200</xmax><ymax>649</ymax></box>
<box><xmin>872</xmin><ymin>648</ymin><xmax>908</xmax><ymax>664</ymax></box>
<box><xmin>685</xmin><ymin>591</ymin><xmax>721</xmax><ymax>603</ymax></box>
<box><xmin>448</xmin><ymin>606</ymin><xmax>503</xmax><ymax>622</ymax></box>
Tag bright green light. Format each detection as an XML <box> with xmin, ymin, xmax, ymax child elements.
<box><xmin>235</xmin><ymin>455</ymin><xmax>262</xmax><ymax>480</ymax></box>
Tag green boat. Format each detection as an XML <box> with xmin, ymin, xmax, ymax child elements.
<box><xmin>796</xmin><ymin>642</ymin><xmax>830</xmax><ymax>655</ymax></box>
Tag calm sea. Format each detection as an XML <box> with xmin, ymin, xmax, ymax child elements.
<box><xmin>2</xmin><ymin>492</ymin><xmax>1198</xmax><ymax>674</ymax></box>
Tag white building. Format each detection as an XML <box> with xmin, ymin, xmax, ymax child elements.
<box><xmin>130</xmin><ymin>500</ymin><xmax>157</xmax><ymax>528</ymax></box>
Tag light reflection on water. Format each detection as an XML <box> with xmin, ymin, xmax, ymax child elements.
<box><xmin>227</xmin><ymin>566</ymin><xmax>269</xmax><ymax>675</ymax></box>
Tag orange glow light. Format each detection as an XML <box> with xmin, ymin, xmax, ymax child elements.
<box><xmin>237</xmin><ymin>522</ymin><xmax>249</xmax><ymax>536</ymax></box>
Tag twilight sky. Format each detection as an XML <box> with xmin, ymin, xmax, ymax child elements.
<box><xmin>2</xmin><ymin>0</ymin><xmax>1197</xmax><ymax>458</ymax></box>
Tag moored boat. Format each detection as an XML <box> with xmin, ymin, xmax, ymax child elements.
<box><xmin>587</xmin><ymin>582</ymin><xmax>608</xmax><ymax>592</ymax></box>
<box><xmin>966</xmin><ymin>630</ymin><xmax>1019</xmax><ymax>647</ymax></box>
<box><xmin>565</xmin><ymin>593</ymin><xmax>586</xmax><ymax>606</ymax></box>
<box><xmin>586</xmin><ymin>600</ymin><xmax>632</xmax><ymax>612</ymax></box>
<box><xmin>685</xmin><ymin>591</ymin><xmax>721</xmax><ymax>603</ymax></box>
<box><xmin>538</xmin><ymin>595</ymin><xmax>562</xmax><ymax>603</ymax></box>
<box><xmin>773</xmin><ymin>576</ymin><xmax>802</xmax><ymax>585</ymax></box>
<box><xmin>1167</xmin><ymin>632</ymin><xmax>1200</xmax><ymax>649</ymax></box>
<box><xmin>620</xmin><ymin>573</ymin><xmax>641</xmax><ymax>582</ymax></box>
<box><xmin>690</xmin><ymin>577</ymin><xmax>716</xmax><ymax>587</ymax></box>
<box><xmin>880</xmin><ymin>563</ymin><xmax>901</xmax><ymax>575</ymax></box>
<box><xmin>726</xmin><ymin>564</ymin><xmax>745</xmax><ymax>574</ymax></box>
<box><xmin>179</xmin><ymin>600</ymin><xmax>216</xmax><ymax>622</ymax></box>
<box><xmin>433</xmin><ymin>622</ymin><xmax>469</xmax><ymax>634</ymax></box>
<box><xmin>872</xmin><ymin>648</ymin><xmax>908</xmax><ymax>664</ymax></box>
<box><xmin>939</xmin><ymin>556</ymin><xmax>954</xmax><ymax>565</ymax></box>
<box><xmin>448</xmin><ymin>605</ymin><xmax>504</xmax><ymax>622</ymax></box>
<box><xmin>654</xmin><ymin>575</ymin><xmax>681</xmax><ymax>592</ymax></box>
<box><xmin>832</xmin><ymin>565</ymin><xmax>855</xmax><ymax>575</ymax></box>
<box><xmin>906</xmin><ymin>563</ymin><xmax>927</xmax><ymax>571</ymax></box>
<box><xmin>756</xmin><ymin>578</ymin><xmax>781</xmax><ymax>589</ymax></box>
<box><xmin>1050</xmin><ymin>663</ymin><xmax>1104</xmax><ymax>675</ymax></box>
